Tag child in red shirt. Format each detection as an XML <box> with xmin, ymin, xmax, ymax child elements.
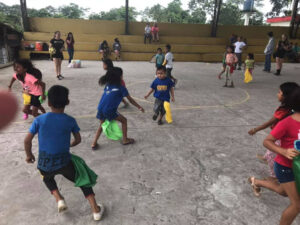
<box><xmin>248</xmin><ymin>86</ymin><xmax>300</xmax><ymax>225</ymax></box>
<box><xmin>249</xmin><ymin>82</ymin><xmax>299</xmax><ymax>179</ymax></box>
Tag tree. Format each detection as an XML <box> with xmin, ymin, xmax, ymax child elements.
<box><xmin>218</xmin><ymin>3</ymin><xmax>243</xmax><ymax>25</ymax></box>
<box><xmin>0</xmin><ymin>3</ymin><xmax>23</xmax><ymax>31</ymax></box>
<box><xmin>57</xmin><ymin>3</ymin><xmax>88</xmax><ymax>19</ymax></box>
<box><xmin>89</xmin><ymin>7</ymin><xmax>138</xmax><ymax>21</ymax></box>
<box><xmin>268</xmin><ymin>0</ymin><xmax>293</xmax><ymax>16</ymax></box>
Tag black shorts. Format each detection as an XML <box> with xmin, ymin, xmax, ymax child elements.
<box><xmin>30</xmin><ymin>95</ymin><xmax>41</xmax><ymax>107</ymax></box>
<box><xmin>52</xmin><ymin>52</ymin><xmax>64</xmax><ymax>60</ymax></box>
<box><xmin>166</xmin><ymin>68</ymin><xmax>172</xmax><ymax>78</ymax></box>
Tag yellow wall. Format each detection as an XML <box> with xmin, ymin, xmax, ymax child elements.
<box><xmin>29</xmin><ymin>17</ymin><xmax>299</xmax><ymax>38</ymax></box>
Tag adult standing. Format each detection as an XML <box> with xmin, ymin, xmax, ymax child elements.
<box><xmin>234</xmin><ymin>36</ymin><xmax>246</xmax><ymax>70</ymax></box>
<box><xmin>66</xmin><ymin>32</ymin><xmax>75</xmax><ymax>64</ymax></box>
<box><xmin>274</xmin><ymin>34</ymin><xmax>290</xmax><ymax>76</ymax></box>
<box><xmin>263</xmin><ymin>32</ymin><xmax>275</xmax><ymax>73</ymax></box>
<box><xmin>50</xmin><ymin>31</ymin><xmax>64</xmax><ymax>80</ymax></box>
<box><xmin>151</xmin><ymin>23</ymin><xmax>159</xmax><ymax>42</ymax></box>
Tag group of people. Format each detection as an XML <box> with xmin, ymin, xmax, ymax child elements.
<box><xmin>144</xmin><ymin>23</ymin><xmax>160</xmax><ymax>44</ymax></box>
<box><xmin>6</xmin><ymin>27</ymin><xmax>300</xmax><ymax>224</ymax></box>
<box><xmin>98</xmin><ymin>38</ymin><xmax>122</xmax><ymax>61</ymax></box>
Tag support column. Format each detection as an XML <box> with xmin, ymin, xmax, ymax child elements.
<box><xmin>20</xmin><ymin>0</ymin><xmax>30</xmax><ymax>31</ymax></box>
<box><xmin>125</xmin><ymin>0</ymin><xmax>129</xmax><ymax>35</ymax></box>
<box><xmin>289</xmin><ymin>0</ymin><xmax>299</xmax><ymax>38</ymax></box>
<box><xmin>211</xmin><ymin>0</ymin><xmax>222</xmax><ymax>37</ymax></box>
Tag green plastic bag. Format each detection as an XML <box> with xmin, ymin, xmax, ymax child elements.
<box><xmin>293</xmin><ymin>140</ymin><xmax>300</xmax><ymax>193</ymax></box>
<box><xmin>39</xmin><ymin>91</ymin><xmax>48</xmax><ymax>104</ymax></box>
<box><xmin>101</xmin><ymin>120</ymin><xmax>123</xmax><ymax>140</ymax></box>
<box><xmin>71</xmin><ymin>154</ymin><xmax>98</xmax><ymax>188</ymax></box>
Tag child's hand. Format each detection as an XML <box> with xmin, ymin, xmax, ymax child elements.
<box><xmin>26</xmin><ymin>154</ymin><xmax>35</xmax><ymax>163</ymax></box>
<box><xmin>8</xmin><ymin>86</ymin><xmax>11</xmax><ymax>91</ymax></box>
<box><xmin>42</xmin><ymin>94</ymin><xmax>46</xmax><ymax>100</ymax></box>
<box><xmin>285</xmin><ymin>148</ymin><xmax>299</xmax><ymax>160</ymax></box>
<box><xmin>139</xmin><ymin>107</ymin><xmax>145</xmax><ymax>113</ymax></box>
<box><xmin>171</xmin><ymin>97</ymin><xmax>175</xmax><ymax>102</ymax></box>
<box><xmin>144</xmin><ymin>95</ymin><xmax>148</xmax><ymax>99</ymax></box>
<box><xmin>248</xmin><ymin>128</ymin><xmax>256</xmax><ymax>135</ymax></box>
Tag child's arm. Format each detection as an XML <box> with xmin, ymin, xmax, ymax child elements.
<box><xmin>144</xmin><ymin>89</ymin><xmax>154</xmax><ymax>99</ymax></box>
<box><xmin>24</xmin><ymin>133</ymin><xmax>35</xmax><ymax>163</ymax></box>
<box><xmin>263</xmin><ymin>134</ymin><xmax>299</xmax><ymax>160</ymax></box>
<box><xmin>170</xmin><ymin>87</ymin><xmax>175</xmax><ymax>102</ymax></box>
<box><xmin>8</xmin><ymin>77</ymin><xmax>16</xmax><ymax>90</ymax></box>
<box><xmin>70</xmin><ymin>132</ymin><xmax>81</xmax><ymax>147</ymax></box>
<box><xmin>37</xmin><ymin>80</ymin><xmax>46</xmax><ymax>100</ymax></box>
<box><xmin>248</xmin><ymin>116</ymin><xmax>278</xmax><ymax>135</ymax></box>
<box><xmin>126</xmin><ymin>95</ymin><xmax>144</xmax><ymax>112</ymax></box>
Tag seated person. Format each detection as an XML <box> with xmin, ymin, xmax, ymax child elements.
<box><xmin>98</xmin><ymin>40</ymin><xmax>110</xmax><ymax>60</ymax></box>
<box><xmin>113</xmin><ymin>38</ymin><xmax>122</xmax><ymax>61</ymax></box>
<box><xmin>144</xmin><ymin>23</ymin><xmax>152</xmax><ymax>44</ymax></box>
<box><xmin>152</xmin><ymin>23</ymin><xmax>159</xmax><ymax>42</ymax></box>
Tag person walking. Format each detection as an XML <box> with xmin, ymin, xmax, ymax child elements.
<box><xmin>50</xmin><ymin>31</ymin><xmax>64</xmax><ymax>80</ymax></box>
<box><xmin>263</xmin><ymin>31</ymin><xmax>274</xmax><ymax>73</ymax></box>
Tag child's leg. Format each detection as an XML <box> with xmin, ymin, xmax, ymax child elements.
<box><xmin>264</xmin><ymin>150</ymin><xmax>276</xmax><ymax>177</ymax></box>
<box><xmin>58</xmin><ymin>59</ymin><xmax>62</xmax><ymax>75</ymax></box>
<box><xmin>23</xmin><ymin>105</ymin><xmax>31</xmax><ymax>115</ymax></box>
<box><xmin>39</xmin><ymin>170</ymin><xmax>64</xmax><ymax>201</ymax></box>
<box><xmin>115</xmin><ymin>114</ymin><xmax>134</xmax><ymax>144</ymax></box>
<box><xmin>279</xmin><ymin>181</ymin><xmax>300</xmax><ymax>225</ymax></box>
<box><xmin>31</xmin><ymin>106</ymin><xmax>40</xmax><ymax>117</ymax></box>
<box><xmin>39</xmin><ymin>105</ymin><xmax>46</xmax><ymax>114</ymax></box>
<box><xmin>91</xmin><ymin>120</ymin><xmax>104</xmax><ymax>148</ymax></box>
<box><xmin>224</xmin><ymin>66</ymin><xmax>229</xmax><ymax>86</ymax></box>
<box><xmin>157</xmin><ymin>103</ymin><xmax>166</xmax><ymax>125</ymax></box>
<box><xmin>218</xmin><ymin>66</ymin><xmax>225</xmax><ymax>79</ymax></box>
<box><xmin>254</xmin><ymin>177</ymin><xmax>286</xmax><ymax>196</ymax></box>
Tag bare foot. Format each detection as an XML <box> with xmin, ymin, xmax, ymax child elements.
<box><xmin>122</xmin><ymin>138</ymin><xmax>135</xmax><ymax>145</ymax></box>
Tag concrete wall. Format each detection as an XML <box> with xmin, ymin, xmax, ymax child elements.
<box><xmin>29</xmin><ymin>17</ymin><xmax>298</xmax><ymax>38</ymax></box>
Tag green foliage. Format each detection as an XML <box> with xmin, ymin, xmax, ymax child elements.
<box><xmin>218</xmin><ymin>3</ymin><xmax>243</xmax><ymax>25</ymax></box>
<box><xmin>268</xmin><ymin>0</ymin><xmax>293</xmax><ymax>16</ymax></box>
<box><xmin>89</xmin><ymin>7</ymin><xmax>138</xmax><ymax>21</ymax></box>
<box><xmin>0</xmin><ymin>3</ymin><xmax>23</xmax><ymax>31</ymax></box>
<box><xmin>57</xmin><ymin>3</ymin><xmax>88</xmax><ymax>19</ymax></box>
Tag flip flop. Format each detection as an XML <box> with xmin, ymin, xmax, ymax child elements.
<box><xmin>122</xmin><ymin>138</ymin><xmax>135</xmax><ymax>145</ymax></box>
<box><xmin>91</xmin><ymin>143</ymin><xmax>99</xmax><ymax>150</ymax></box>
<box><xmin>248</xmin><ymin>176</ymin><xmax>261</xmax><ymax>197</ymax></box>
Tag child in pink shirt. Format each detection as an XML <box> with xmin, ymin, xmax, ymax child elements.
<box><xmin>224</xmin><ymin>46</ymin><xmax>238</xmax><ymax>88</ymax></box>
<box><xmin>8</xmin><ymin>59</ymin><xmax>46</xmax><ymax>119</ymax></box>
<box><xmin>151</xmin><ymin>23</ymin><xmax>159</xmax><ymax>42</ymax></box>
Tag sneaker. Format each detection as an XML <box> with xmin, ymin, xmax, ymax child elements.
<box><xmin>59</xmin><ymin>74</ymin><xmax>64</xmax><ymax>79</ymax></box>
<box><xmin>57</xmin><ymin>200</ymin><xmax>68</xmax><ymax>213</ymax></box>
<box><xmin>57</xmin><ymin>75</ymin><xmax>63</xmax><ymax>80</ymax></box>
<box><xmin>152</xmin><ymin>114</ymin><xmax>158</xmax><ymax>121</ymax></box>
<box><xmin>93</xmin><ymin>204</ymin><xmax>105</xmax><ymax>221</ymax></box>
<box><xmin>23</xmin><ymin>113</ymin><xmax>28</xmax><ymax>120</ymax></box>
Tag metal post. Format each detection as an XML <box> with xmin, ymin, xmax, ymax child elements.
<box><xmin>289</xmin><ymin>0</ymin><xmax>299</xmax><ymax>38</ymax></box>
<box><xmin>20</xmin><ymin>0</ymin><xmax>30</xmax><ymax>31</ymax></box>
<box><xmin>125</xmin><ymin>0</ymin><xmax>129</xmax><ymax>35</ymax></box>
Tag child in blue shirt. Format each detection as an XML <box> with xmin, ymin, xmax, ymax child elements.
<box><xmin>144</xmin><ymin>65</ymin><xmax>175</xmax><ymax>125</ymax></box>
<box><xmin>155</xmin><ymin>48</ymin><xmax>164</xmax><ymax>68</ymax></box>
<box><xmin>24</xmin><ymin>85</ymin><xmax>104</xmax><ymax>221</ymax></box>
<box><xmin>91</xmin><ymin>67</ymin><xmax>144</xmax><ymax>149</ymax></box>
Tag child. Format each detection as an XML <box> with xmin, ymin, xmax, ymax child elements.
<box><xmin>113</xmin><ymin>38</ymin><xmax>121</xmax><ymax>61</ymax></box>
<box><xmin>91</xmin><ymin>67</ymin><xmax>144</xmax><ymax>149</ymax></box>
<box><xmin>248</xmin><ymin>82</ymin><xmax>299</xmax><ymax>179</ymax></box>
<box><xmin>163</xmin><ymin>44</ymin><xmax>177</xmax><ymax>86</ymax></box>
<box><xmin>98</xmin><ymin>40</ymin><xmax>110</xmax><ymax>60</ymax></box>
<box><xmin>144</xmin><ymin>23</ymin><xmax>152</xmax><ymax>44</ymax></box>
<box><xmin>144</xmin><ymin>65</ymin><xmax>175</xmax><ymax>125</ymax></box>
<box><xmin>248</xmin><ymin>86</ymin><xmax>300</xmax><ymax>225</ymax></box>
<box><xmin>8</xmin><ymin>59</ymin><xmax>46</xmax><ymax>119</ymax></box>
<box><xmin>155</xmin><ymin>48</ymin><xmax>164</xmax><ymax>69</ymax></box>
<box><xmin>218</xmin><ymin>47</ymin><xmax>228</xmax><ymax>79</ymax></box>
<box><xmin>244</xmin><ymin>53</ymin><xmax>255</xmax><ymax>83</ymax></box>
<box><xmin>234</xmin><ymin>36</ymin><xmax>246</xmax><ymax>70</ymax></box>
<box><xmin>24</xmin><ymin>85</ymin><xmax>104</xmax><ymax>221</ymax></box>
<box><xmin>223</xmin><ymin>46</ymin><xmax>238</xmax><ymax>88</ymax></box>
<box><xmin>102</xmin><ymin>59</ymin><xmax>129</xmax><ymax>107</ymax></box>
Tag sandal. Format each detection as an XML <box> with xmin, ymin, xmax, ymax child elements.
<box><xmin>91</xmin><ymin>143</ymin><xmax>99</xmax><ymax>150</ymax></box>
<box><xmin>248</xmin><ymin>176</ymin><xmax>261</xmax><ymax>197</ymax></box>
<box><xmin>57</xmin><ymin>75</ymin><xmax>63</xmax><ymax>80</ymax></box>
<box><xmin>122</xmin><ymin>138</ymin><xmax>135</xmax><ymax>145</ymax></box>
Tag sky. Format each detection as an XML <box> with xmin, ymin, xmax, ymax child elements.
<box><xmin>1</xmin><ymin>0</ymin><xmax>273</xmax><ymax>17</ymax></box>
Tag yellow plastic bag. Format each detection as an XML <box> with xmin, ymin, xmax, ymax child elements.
<box><xmin>164</xmin><ymin>101</ymin><xmax>173</xmax><ymax>124</ymax></box>
<box><xmin>49</xmin><ymin>47</ymin><xmax>56</xmax><ymax>55</ymax></box>
<box><xmin>244</xmin><ymin>69</ymin><xmax>253</xmax><ymax>83</ymax></box>
<box><xmin>162</xmin><ymin>58</ymin><xmax>167</xmax><ymax>66</ymax></box>
<box><xmin>23</xmin><ymin>93</ymin><xmax>31</xmax><ymax>105</ymax></box>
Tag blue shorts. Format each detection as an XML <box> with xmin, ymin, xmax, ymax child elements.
<box><xmin>274</xmin><ymin>162</ymin><xmax>294</xmax><ymax>183</ymax></box>
<box><xmin>96</xmin><ymin>110</ymin><xmax>119</xmax><ymax>121</ymax></box>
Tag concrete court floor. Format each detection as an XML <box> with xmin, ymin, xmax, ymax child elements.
<box><xmin>0</xmin><ymin>60</ymin><xmax>300</xmax><ymax>225</ymax></box>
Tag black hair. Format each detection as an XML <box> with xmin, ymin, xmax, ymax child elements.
<box><xmin>48</xmin><ymin>85</ymin><xmax>69</xmax><ymax>108</ymax></box>
<box><xmin>99</xmin><ymin>67</ymin><xmax>122</xmax><ymax>86</ymax></box>
<box><xmin>157</xmin><ymin>47</ymin><xmax>162</xmax><ymax>51</ymax></box>
<box><xmin>248</xmin><ymin>53</ymin><xmax>254</xmax><ymax>59</ymax></box>
<box><xmin>114</xmin><ymin>38</ymin><xmax>119</xmax><ymax>42</ymax></box>
<box><xmin>66</xmin><ymin>32</ymin><xmax>75</xmax><ymax>43</ymax></box>
<box><xmin>279</xmin><ymin>82</ymin><xmax>299</xmax><ymax>108</ymax></box>
<box><xmin>288</xmin><ymin>87</ymin><xmax>300</xmax><ymax>112</ymax></box>
<box><xmin>14</xmin><ymin>59</ymin><xmax>42</xmax><ymax>82</ymax></box>
<box><xmin>268</xmin><ymin>31</ymin><xmax>273</xmax><ymax>37</ymax></box>
<box><xmin>103</xmin><ymin>40</ymin><xmax>108</xmax><ymax>45</ymax></box>
<box><xmin>103</xmin><ymin>58</ymin><xmax>114</xmax><ymax>70</ymax></box>
<box><xmin>227</xmin><ymin>45</ymin><xmax>234</xmax><ymax>52</ymax></box>
<box><xmin>54</xmin><ymin>31</ymin><xmax>60</xmax><ymax>38</ymax></box>
<box><xmin>166</xmin><ymin>44</ymin><xmax>171</xmax><ymax>51</ymax></box>
<box><xmin>156</xmin><ymin>65</ymin><xmax>166</xmax><ymax>72</ymax></box>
